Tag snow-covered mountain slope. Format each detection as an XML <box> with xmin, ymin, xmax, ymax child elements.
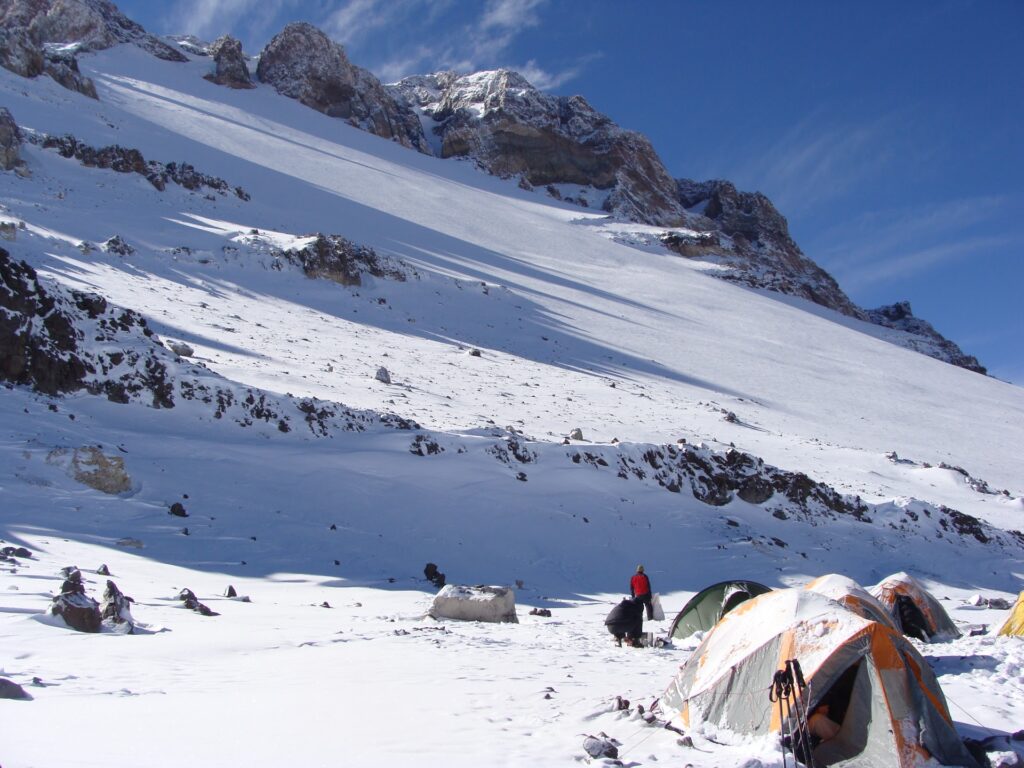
<box><xmin>1</xmin><ymin>38</ymin><xmax>1023</xmax><ymax>768</ymax></box>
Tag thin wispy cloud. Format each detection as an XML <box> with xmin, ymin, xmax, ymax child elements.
<box><xmin>740</xmin><ymin>109</ymin><xmax>902</xmax><ymax>216</ymax></box>
<box><xmin>807</xmin><ymin>196</ymin><xmax>1015</xmax><ymax>292</ymax></box>
<box><xmin>322</xmin><ymin>0</ymin><xmax>418</xmax><ymax>46</ymax></box>
<box><xmin>837</xmin><ymin>234</ymin><xmax>1013</xmax><ymax>292</ymax></box>
<box><xmin>479</xmin><ymin>0</ymin><xmax>544</xmax><ymax>31</ymax></box>
<box><xmin>165</xmin><ymin>0</ymin><xmax>297</xmax><ymax>44</ymax></box>
<box><xmin>324</xmin><ymin>0</ymin><xmax>589</xmax><ymax>90</ymax></box>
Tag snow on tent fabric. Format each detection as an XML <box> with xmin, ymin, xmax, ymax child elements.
<box><xmin>803</xmin><ymin>573</ymin><xmax>899</xmax><ymax>631</ymax></box>
<box><xmin>869</xmin><ymin>572</ymin><xmax>961</xmax><ymax>642</ymax></box>
<box><xmin>997</xmin><ymin>592</ymin><xmax>1024</xmax><ymax>637</ymax></box>
<box><xmin>661</xmin><ymin>588</ymin><xmax>979</xmax><ymax>768</ymax></box>
<box><xmin>668</xmin><ymin>579</ymin><xmax>771</xmax><ymax>641</ymax></box>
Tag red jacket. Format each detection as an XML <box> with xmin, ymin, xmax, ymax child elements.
<box><xmin>630</xmin><ymin>573</ymin><xmax>651</xmax><ymax>597</ymax></box>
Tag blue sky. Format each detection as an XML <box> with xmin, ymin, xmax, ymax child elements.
<box><xmin>119</xmin><ymin>0</ymin><xmax>1023</xmax><ymax>384</ymax></box>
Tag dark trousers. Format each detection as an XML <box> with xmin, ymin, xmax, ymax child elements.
<box><xmin>635</xmin><ymin>593</ymin><xmax>653</xmax><ymax>620</ymax></box>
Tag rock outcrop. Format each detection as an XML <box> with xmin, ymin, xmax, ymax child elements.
<box><xmin>0</xmin><ymin>246</ymin><xmax>89</xmax><ymax>393</ymax></box>
<box><xmin>0</xmin><ymin>0</ymin><xmax>186</xmax><ymax>97</ymax></box>
<box><xmin>672</xmin><ymin>179</ymin><xmax>865</xmax><ymax>318</ymax></box>
<box><xmin>46</xmin><ymin>446</ymin><xmax>132</xmax><ymax>494</ymax></box>
<box><xmin>0</xmin><ymin>107</ymin><xmax>27</xmax><ymax>173</ymax></box>
<box><xmin>274</xmin><ymin>233</ymin><xmax>406</xmax><ymax>286</ymax></box>
<box><xmin>256</xmin><ymin>22</ymin><xmax>428</xmax><ymax>152</ymax></box>
<box><xmin>391</xmin><ymin>70</ymin><xmax>686</xmax><ymax>226</ymax></box>
<box><xmin>204</xmin><ymin>35</ymin><xmax>253</xmax><ymax>89</ymax></box>
<box><xmin>664</xmin><ymin>180</ymin><xmax>986</xmax><ymax>373</ymax></box>
<box><xmin>866</xmin><ymin>302</ymin><xmax>986</xmax><ymax>374</ymax></box>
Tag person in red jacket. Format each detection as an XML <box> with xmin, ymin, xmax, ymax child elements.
<box><xmin>630</xmin><ymin>565</ymin><xmax>654</xmax><ymax>620</ymax></box>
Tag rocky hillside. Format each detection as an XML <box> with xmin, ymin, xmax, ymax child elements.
<box><xmin>0</xmin><ymin>0</ymin><xmax>185</xmax><ymax>97</ymax></box>
<box><xmin>391</xmin><ymin>70</ymin><xmax>686</xmax><ymax>227</ymax></box>
<box><xmin>0</xmin><ymin>2</ymin><xmax>988</xmax><ymax>372</ymax></box>
<box><xmin>2</xmin><ymin>246</ymin><xmax>1014</xmax><ymax>562</ymax></box>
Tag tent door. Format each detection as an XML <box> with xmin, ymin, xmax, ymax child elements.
<box><xmin>808</xmin><ymin>660</ymin><xmax>874</xmax><ymax>767</ymax></box>
<box><xmin>895</xmin><ymin>595</ymin><xmax>931</xmax><ymax>641</ymax></box>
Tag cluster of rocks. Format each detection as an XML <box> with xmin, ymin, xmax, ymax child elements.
<box><xmin>0</xmin><ymin>0</ymin><xmax>187</xmax><ymax>98</ymax></box>
<box><xmin>1</xmin><ymin>545</ymin><xmax>32</xmax><ymax>567</ymax></box>
<box><xmin>256</xmin><ymin>23</ymin><xmax>429</xmax><ymax>152</ymax></box>
<box><xmin>274</xmin><ymin>233</ymin><xmax>405</xmax><ymax>287</ymax></box>
<box><xmin>49</xmin><ymin>567</ymin><xmax>135</xmax><ymax>633</ymax></box>
<box><xmin>178</xmin><ymin>588</ymin><xmax>217</xmax><ymax>616</ymax></box>
<box><xmin>36</xmin><ymin>133</ymin><xmax>250</xmax><ymax>200</ymax></box>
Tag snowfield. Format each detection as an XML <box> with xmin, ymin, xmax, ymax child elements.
<box><xmin>1</xmin><ymin>41</ymin><xmax>1022</xmax><ymax>768</ymax></box>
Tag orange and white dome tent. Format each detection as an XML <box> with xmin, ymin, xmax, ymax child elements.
<box><xmin>869</xmin><ymin>572</ymin><xmax>961</xmax><ymax>642</ymax></box>
<box><xmin>998</xmin><ymin>591</ymin><xmax>1024</xmax><ymax>637</ymax></box>
<box><xmin>804</xmin><ymin>573</ymin><xmax>898</xmax><ymax>631</ymax></box>
<box><xmin>662</xmin><ymin>588</ymin><xmax>978</xmax><ymax>767</ymax></box>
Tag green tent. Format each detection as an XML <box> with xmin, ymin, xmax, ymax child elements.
<box><xmin>668</xmin><ymin>580</ymin><xmax>771</xmax><ymax>641</ymax></box>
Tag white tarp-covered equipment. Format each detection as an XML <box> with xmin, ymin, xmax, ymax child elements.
<box><xmin>668</xmin><ymin>579</ymin><xmax>771</xmax><ymax>641</ymax></box>
<box><xmin>662</xmin><ymin>588</ymin><xmax>979</xmax><ymax>767</ymax></box>
<box><xmin>429</xmin><ymin>584</ymin><xmax>518</xmax><ymax>623</ymax></box>
<box><xmin>869</xmin><ymin>572</ymin><xmax>961</xmax><ymax>642</ymax></box>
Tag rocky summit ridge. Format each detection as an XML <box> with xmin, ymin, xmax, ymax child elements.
<box><xmin>390</xmin><ymin>69</ymin><xmax>687</xmax><ymax>228</ymax></box>
<box><xmin>0</xmin><ymin>1</ymin><xmax>987</xmax><ymax>373</ymax></box>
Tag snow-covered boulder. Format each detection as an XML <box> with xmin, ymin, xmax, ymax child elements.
<box><xmin>49</xmin><ymin>569</ymin><xmax>101</xmax><ymax>632</ymax></box>
<box><xmin>165</xmin><ymin>339</ymin><xmax>194</xmax><ymax>357</ymax></box>
<box><xmin>256</xmin><ymin>23</ymin><xmax>429</xmax><ymax>153</ymax></box>
<box><xmin>429</xmin><ymin>585</ymin><xmax>518</xmax><ymax>624</ymax></box>
<box><xmin>100</xmin><ymin>579</ymin><xmax>135</xmax><ymax>632</ymax></box>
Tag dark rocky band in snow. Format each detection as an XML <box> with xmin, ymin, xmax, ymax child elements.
<box><xmin>32</xmin><ymin>133</ymin><xmax>251</xmax><ymax>200</ymax></box>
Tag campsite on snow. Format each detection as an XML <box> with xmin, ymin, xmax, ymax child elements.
<box><xmin>1</xmin><ymin>2</ymin><xmax>1023</xmax><ymax>766</ymax></box>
